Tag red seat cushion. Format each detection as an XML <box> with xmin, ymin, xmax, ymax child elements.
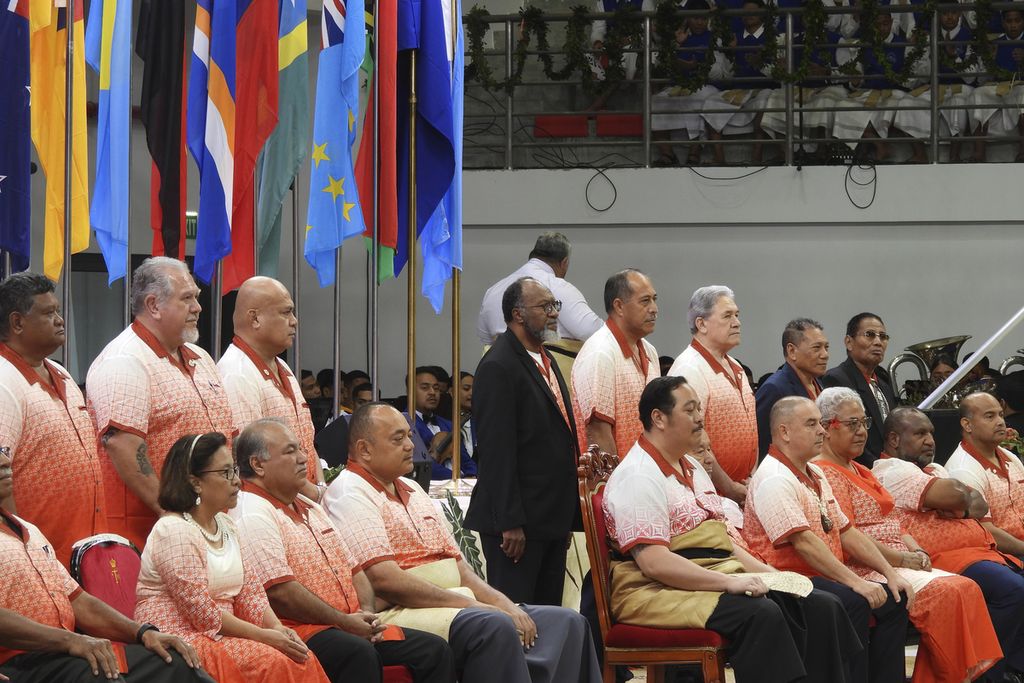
<box><xmin>534</xmin><ymin>115</ymin><xmax>588</xmax><ymax>138</ymax></box>
<box><xmin>606</xmin><ymin>623</ymin><xmax>726</xmax><ymax>649</ymax></box>
<box><xmin>595</xmin><ymin>114</ymin><xmax>643</xmax><ymax>138</ymax></box>
<box><xmin>76</xmin><ymin>544</ymin><xmax>141</xmax><ymax>619</ymax></box>
<box><xmin>383</xmin><ymin>665</ymin><xmax>413</xmax><ymax>683</ymax></box>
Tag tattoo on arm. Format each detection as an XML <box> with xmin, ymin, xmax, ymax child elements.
<box><xmin>135</xmin><ymin>442</ymin><xmax>154</xmax><ymax>476</ymax></box>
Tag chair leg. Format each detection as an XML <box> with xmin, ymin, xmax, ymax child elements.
<box><xmin>702</xmin><ymin>650</ymin><xmax>724</xmax><ymax>683</ymax></box>
<box><xmin>647</xmin><ymin>665</ymin><xmax>665</xmax><ymax>683</ymax></box>
<box><xmin>602</xmin><ymin>662</ymin><xmax>615</xmax><ymax>683</ymax></box>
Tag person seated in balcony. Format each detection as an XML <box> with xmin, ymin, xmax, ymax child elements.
<box><xmin>833</xmin><ymin>11</ymin><xmax>910</xmax><ymax>162</ymax></box>
<box><xmin>651</xmin><ymin>0</ymin><xmax>732</xmax><ymax>165</ymax></box>
<box><xmin>709</xmin><ymin>0</ymin><xmax>779</xmax><ymax>164</ymax></box>
<box><xmin>968</xmin><ymin>7</ymin><xmax>1024</xmax><ymax>162</ymax></box>
<box><xmin>586</xmin><ymin>0</ymin><xmax>655</xmax><ymax>110</ymax></box>
<box><xmin>892</xmin><ymin>5</ymin><xmax>976</xmax><ymax>162</ymax></box>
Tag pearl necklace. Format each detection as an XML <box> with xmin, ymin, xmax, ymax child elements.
<box><xmin>182</xmin><ymin>512</ymin><xmax>225</xmax><ymax>544</ymax></box>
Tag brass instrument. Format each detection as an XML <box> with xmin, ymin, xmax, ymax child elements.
<box><xmin>1000</xmin><ymin>349</ymin><xmax>1024</xmax><ymax>375</ymax></box>
<box><xmin>889</xmin><ymin>335</ymin><xmax>972</xmax><ymax>406</ymax></box>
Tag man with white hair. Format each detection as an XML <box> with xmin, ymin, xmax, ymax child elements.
<box><xmin>86</xmin><ymin>257</ymin><xmax>234</xmax><ymax>550</ymax></box>
<box><xmin>669</xmin><ymin>286</ymin><xmax>756</xmax><ymax>503</ymax></box>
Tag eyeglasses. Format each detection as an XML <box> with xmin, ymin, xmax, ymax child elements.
<box><xmin>822</xmin><ymin>417</ymin><xmax>873</xmax><ymax>431</ymax></box>
<box><xmin>520</xmin><ymin>300</ymin><xmax>562</xmax><ymax>314</ymax></box>
<box><xmin>198</xmin><ymin>465</ymin><xmax>240</xmax><ymax>481</ymax></box>
<box><xmin>857</xmin><ymin>331</ymin><xmax>890</xmax><ymax>342</ymax></box>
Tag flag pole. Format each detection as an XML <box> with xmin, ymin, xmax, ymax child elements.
<box><xmin>290</xmin><ymin>178</ymin><xmax>301</xmax><ymax>374</ymax></box>
<box><xmin>2</xmin><ymin>252</ymin><xmax>10</xmax><ymax>280</ymax></box>
<box><xmin>333</xmin><ymin>245</ymin><xmax>343</xmax><ymax>417</ymax></box>
<box><xmin>61</xmin><ymin>0</ymin><xmax>77</xmax><ymax>369</ymax></box>
<box><xmin>124</xmin><ymin>41</ymin><xmax>133</xmax><ymax>328</ymax></box>
<box><xmin>405</xmin><ymin>49</ymin><xmax>417</xmax><ymax>423</ymax></box>
<box><xmin>369</xmin><ymin>0</ymin><xmax>381</xmax><ymax>394</ymax></box>
<box><xmin>447</xmin><ymin>0</ymin><xmax>464</xmax><ymax>492</ymax></box>
<box><xmin>212</xmin><ymin>261</ymin><xmax>223</xmax><ymax>361</ymax></box>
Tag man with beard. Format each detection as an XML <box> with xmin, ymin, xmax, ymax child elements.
<box><xmin>465</xmin><ymin>278</ymin><xmax>579</xmax><ymax>605</ymax></box>
<box><xmin>86</xmin><ymin>257</ymin><xmax>234</xmax><ymax>550</ymax></box>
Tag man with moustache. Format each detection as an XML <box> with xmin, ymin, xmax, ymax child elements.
<box><xmin>86</xmin><ymin>257</ymin><xmax>234</xmax><ymax>550</ymax></box>
<box><xmin>571</xmin><ymin>269</ymin><xmax>661</xmax><ymax>459</ymax></box>
<box><xmin>755</xmin><ymin>318</ymin><xmax>831</xmax><ymax>458</ymax></box>
<box><xmin>218</xmin><ymin>276</ymin><xmax>326</xmax><ymax>504</ymax></box>
<box><xmin>230</xmin><ymin>419</ymin><xmax>455</xmax><ymax>682</ymax></box>
<box><xmin>466</xmin><ymin>278</ymin><xmax>580</xmax><ymax>605</ymax></box>
<box><xmin>0</xmin><ymin>273</ymin><xmax>106</xmax><ymax>566</ymax></box>
<box><xmin>821</xmin><ymin>313</ymin><xmax>898</xmax><ymax>466</ymax></box>
<box><xmin>669</xmin><ymin>286</ymin><xmax>755</xmax><ymax>504</ymax></box>
<box><xmin>947</xmin><ymin>392</ymin><xmax>1024</xmax><ymax>558</ymax></box>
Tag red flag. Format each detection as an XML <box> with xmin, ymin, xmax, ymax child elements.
<box><xmin>224</xmin><ymin>0</ymin><xmax>279</xmax><ymax>293</ymax></box>
<box><xmin>356</xmin><ymin>0</ymin><xmax>398</xmax><ymax>280</ymax></box>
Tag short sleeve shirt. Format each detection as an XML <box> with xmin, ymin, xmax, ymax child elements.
<box><xmin>669</xmin><ymin>340</ymin><xmax>758</xmax><ymax>483</ymax></box>
<box><xmin>0</xmin><ymin>511</ymin><xmax>81</xmax><ymax>665</ymax></box>
<box><xmin>604</xmin><ymin>436</ymin><xmax>726</xmax><ymax>554</ymax></box>
<box><xmin>947</xmin><ymin>441</ymin><xmax>1024</xmax><ymax>540</ymax></box>
<box><xmin>231</xmin><ymin>485</ymin><xmax>361</xmax><ymax>636</ymax></box>
<box><xmin>571</xmin><ymin>320</ymin><xmax>659</xmax><ymax>457</ymax></box>
<box><xmin>86</xmin><ymin>321</ymin><xmax>235</xmax><ymax>548</ymax></box>
<box><xmin>742</xmin><ymin>449</ymin><xmax>850</xmax><ymax>576</ymax></box>
<box><xmin>324</xmin><ymin>463</ymin><xmax>462</xmax><ymax>570</ymax></box>
<box><xmin>0</xmin><ymin>344</ymin><xmax>106</xmax><ymax>566</ymax></box>
<box><xmin>218</xmin><ymin>339</ymin><xmax>319</xmax><ymax>484</ymax></box>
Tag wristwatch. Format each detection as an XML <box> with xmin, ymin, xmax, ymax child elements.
<box><xmin>135</xmin><ymin>622</ymin><xmax>160</xmax><ymax>644</ymax></box>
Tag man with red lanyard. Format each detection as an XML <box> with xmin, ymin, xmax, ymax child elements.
<box><xmin>743</xmin><ymin>396</ymin><xmax>913</xmax><ymax>683</ymax></box>
<box><xmin>821</xmin><ymin>312</ymin><xmax>898</xmax><ymax>466</ymax></box>
<box><xmin>668</xmin><ymin>285</ymin><xmax>755</xmax><ymax>506</ymax></box>
<box><xmin>947</xmin><ymin>391</ymin><xmax>1024</xmax><ymax>559</ymax></box>
<box><xmin>466</xmin><ymin>277</ymin><xmax>581</xmax><ymax>606</ymax></box>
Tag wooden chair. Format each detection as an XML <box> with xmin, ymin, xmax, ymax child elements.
<box><xmin>578</xmin><ymin>446</ymin><xmax>728</xmax><ymax>683</ymax></box>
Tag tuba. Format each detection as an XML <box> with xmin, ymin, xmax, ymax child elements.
<box><xmin>1000</xmin><ymin>349</ymin><xmax>1024</xmax><ymax>375</ymax></box>
<box><xmin>889</xmin><ymin>335</ymin><xmax>972</xmax><ymax>403</ymax></box>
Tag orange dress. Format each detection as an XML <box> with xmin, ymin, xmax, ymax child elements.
<box><xmin>819</xmin><ymin>459</ymin><xmax>1002</xmax><ymax>683</ymax></box>
<box><xmin>135</xmin><ymin>514</ymin><xmax>328</xmax><ymax>683</ymax></box>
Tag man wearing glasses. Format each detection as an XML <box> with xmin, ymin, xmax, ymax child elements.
<box><xmin>466</xmin><ymin>277</ymin><xmax>580</xmax><ymax>605</ymax></box>
<box><xmin>821</xmin><ymin>312</ymin><xmax>899</xmax><ymax>466</ymax></box>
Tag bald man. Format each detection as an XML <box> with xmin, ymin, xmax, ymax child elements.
<box><xmin>218</xmin><ymin>276</ymin><xmax>326</xmax><ymax>503</ymax></box>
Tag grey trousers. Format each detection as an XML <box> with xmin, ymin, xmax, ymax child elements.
<box><xmin>448</xmin><ymin>604</ymin><xmax>602</xmax><ymax>683</ymax></box>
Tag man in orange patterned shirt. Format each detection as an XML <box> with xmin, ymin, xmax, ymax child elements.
<box><xmin>0</xmin><ymin>273</ymin><xmax>106</xmax><ymax>567</ymax></box>
<box><xmin>0</xmin><ymin>446</ymin><xmax>211</xmax><ymax>682</ymax></box>
<box><xmin>86</xmin><ymin>257</ymin><xmax>235</xmax><ymax>550</ymax></box>
<box><xmin>230</xmin><ymin>418</ymin><xmax>454</xmax><ymax>683</ymax></box>
<box><xmin>218</xmin><ymin>277</ymin><xmax>325</xmax><ymax>503</ymax></box>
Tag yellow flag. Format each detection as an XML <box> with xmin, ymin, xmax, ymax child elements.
<box><xmin>30</xmin><ymin>0</ymin><xmax>90</xmax><ymax>281</ymax></box>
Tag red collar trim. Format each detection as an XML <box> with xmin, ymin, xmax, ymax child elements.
<box><xmin>0</xmin><ymin>509</ymin><xmax>26</xmax><ymax>542</ymax></box>
<box><xmin>0</xmin><ymin>344</ymin><xmax>66</xmax><ymax>403</ymax></box>
<box><xmin>131</xmin><ymin>321</ymin><xmax>199</xmax><ymax>375</ymax></box>
<box><xmin>346</xmin><ymin>461</ymin><xmax>414</xmax><ymax>506</ymax></box>
<box><xmin>960</xmin><ymin>439</ymin><xmax>1011</xmax><ymax>478</ymax></box>
<box><xmin>638</xmin><ymin>435</ymin><xmax>694</xmax><ymax>488</ymax></box>
<box><xmin>606</xmin><ymin>319</ymin><xmax>650</xmax><ymax>378</ymax></box>
<box><xmin>768</xmin><ymin>445</ymin><xmax>823</xmax><ymax>496</ymax></box>
<box><xmin>691</xmin><ymin>339</ymin><xmax>745</xmax><ymax>392</ymax></box>
<box><xmin>817</xmin><ymin>458</ymin><xmax>894</xmax><ymax>515</ymax></box>
<box><xmin>787</xmin><ymin>362</ymin><xmax>822</xmax><ymax>399</ymax></box>
<box><xmin>240</xmin><ymin>481</ymin><xmax>310</xmax><ymax>522</ymax></box>
<box><xmin>231</xmin><ymin>336</ymin><xmax>297</xmax><ymax>402</ymax></box>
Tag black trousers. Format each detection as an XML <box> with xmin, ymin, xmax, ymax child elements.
<box><xmin>704</xmin><ymin>593</ymin><xmax>806</xmax><ymax>683</ymax></box>
<box><xmin>811</xmin><ymin>576</ymin><xmax>909</xmax><ymax>683</ymax></box>
<box><xmin>307</xmin><ymin>626</ymin><xmax>455</xmax><ymax>683</ymax></box>
<box><xmin>479</xmin><ymin>533</ymin><xmax>568</xmax><ymax>606</ymax></box>
<box><xmin>0</xmin><ymin>645</ymin><xmax>216</xmax><ymax>682</ymax></box>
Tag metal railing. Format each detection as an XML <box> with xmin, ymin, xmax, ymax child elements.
<box><xmin>463</xmin><ymin>2</ymin><xmax>1024</xmax><ymax>168</ymax></box>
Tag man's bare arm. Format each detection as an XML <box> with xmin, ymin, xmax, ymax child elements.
<box><xmin>982</xmin><ymin>521</ymin><xmax>1024</xmax><ymax>556</ymax></box>
<box><xmin>102</xmin><ymin>430</ymin><xmax>162</xmax><ymax>515</ymax></box>
<box><xmin>585</xmin><ymin>420</ymin><xmax>617</xmax><ymax>455</ymax></box>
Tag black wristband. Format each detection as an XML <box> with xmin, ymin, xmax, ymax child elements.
<box><xmin>135</xmin><ymin>623</ymin><xmax>160</xmax><ymax>644</ymax></box>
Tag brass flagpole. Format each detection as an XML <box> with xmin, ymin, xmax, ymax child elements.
<box><xmin>447</xmin><ymin>0</ymin><xmax>465</xmax><ymax>493</ymax></box>
<box><xmin>61</xmin><ymin>0</ymin><xmax>76</xmax><ymax>369</ymax></box>
<box><xmin>406</xmin><ymin>50</ymin><xmax>417</xmax><ymax>423</ymax></box>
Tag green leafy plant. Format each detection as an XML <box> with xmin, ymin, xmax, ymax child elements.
<box><xmin>441</xmin><ymin>490</ymin><xmax>485</xmax><ymax>579</ymax></box>
<box><xmin>323</xmin><ymin>464</ymin><xmax>345</xmax><ymax>484</ymax></box>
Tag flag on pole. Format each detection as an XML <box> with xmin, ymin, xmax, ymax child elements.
<box><xmin>187</xmin><ymin>0</ymin><xmax>237</xmax><ymax>285</ymax></box>
<box><xmin>256</xmin><ymin>0</ymin><xmax>309</xmax><ymax>278</ymax></box>
<box><xmin>31</xmin><ymin>0</ymin><xmax>90</xmax><ymax>282</ymax></box>
<box><xmin>0</xmin><ymin>0</ymin><xmax>33</xmax><ymax>272</ymax></box>
<box><xmin>355</xmin><ymin>0</ymin><xmax>398</xmax><ymax>282</ymax></box>
<box><xmin>393</xmin><ymin>0</ymin><xmax>456</xmax><ymax>283</ymax></box>
<box><xmin>421</xmin><ymin>0</ymin><xmax>463</xmax><ymax>313</ymax></box>
<box><xmin>225</xmin><ymin>0</ymin><xmax>278</xmax><ymax>293</ymax></box>
<box><xmin>305</xmin><ymin>0</ymin><xmax>367</xmax><ymax>287</ymax></box>
<box><xmin>136</xmin><ymin>0</ymin><xmax>187</xmax><ymax>260</ymax></box>
<box><xmin>85</xmin><ymin>0</ymin><xmax>131</xmax><ymax>284</ymax></box>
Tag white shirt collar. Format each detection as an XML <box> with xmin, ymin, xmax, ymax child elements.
<box><xmin>526</xmin><ymin>258</ymin><xmax>556</xmax><ymax>275</ymax></box>
<box><xmin>743</xmin><ymin>25</ymin><xmax>765</xmax><ymax>39</ymax></box>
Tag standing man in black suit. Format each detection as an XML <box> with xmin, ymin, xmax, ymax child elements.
<box><xmin>465</xmin><ymin>277</ymin><xmax>580</xmax><ymax>606</ymax></box>
<box><xmin>820</xmin><ymin>312</ymin><xmax>898</xmax><ymax>466</ymax></box>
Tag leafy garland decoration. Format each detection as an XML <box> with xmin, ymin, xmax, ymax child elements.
<box><xmin>464</xmin><ymin>0</ymin><xmax>1018</xmax><ymax>93</ymax></box>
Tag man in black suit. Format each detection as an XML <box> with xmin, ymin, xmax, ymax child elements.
<box><xmin>465</xmin><ymin>277</ymin><xmax>580</xmax><ymax>606</ymax></box>
<box><xmin>754</xmin><ymin>318</ymin><xmax>830</xmax><ymax>458</ymax></box>
<box><xmin>820</xmin><ymin>312</ymin><xmax>898</xmax><ymax>466</ymax></box>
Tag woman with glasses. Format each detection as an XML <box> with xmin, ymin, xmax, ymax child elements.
<box><xmin>134</xmin><ymin>432</ymin><xmax>329</xmax><ymax>683</ymax></box>
<box><xmin>815</xmin><ymin>389</ymin><xmax>1001</xmax><ymax>683</ymax></box>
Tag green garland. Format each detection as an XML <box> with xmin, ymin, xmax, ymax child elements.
<box><xmin>463</xmin><ymin>0</ymin><xmax>1019</xmax><ymax>93</ymax></box>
